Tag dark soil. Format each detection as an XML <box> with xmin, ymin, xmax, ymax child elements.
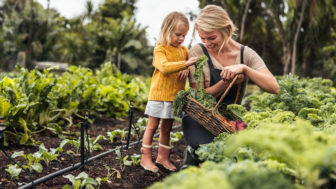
<box><xmin>0</xmin><ymin>111</ymin><xmax>186</xmax><ymax>189</ymax></box>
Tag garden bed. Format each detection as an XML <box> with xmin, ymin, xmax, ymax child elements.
<box><xmin>0</xmin><ymin>111</ymin><xmax>186</xmax><ymax>189</ymax></box>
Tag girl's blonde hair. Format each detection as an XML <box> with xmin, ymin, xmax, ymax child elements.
<box><xmin>157</xmin><ymin>12</ymin><xmax>189</xmax><ymax>46</ymax></box>
<box><xmin>194</xmin><ymin>5</ymin><xmax>237</xmax><ymax>53</ymax></box>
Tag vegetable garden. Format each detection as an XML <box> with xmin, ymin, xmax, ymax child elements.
<box><xmin>0</xmin><ymin>63</ymin><xmax>187</xmax><ymax>188</ymax></box>
<box><xmin>152</xmin><ymin>75</ymin><xmax>336</xmax><ymax>189</ymax></box>
<box><xmin>1</xmin><ymin>62</ymin><xmax>336</xmax><ymax>188</ymax></box>
<box><xmin>0</xmin><ymin>0</ymin><xmax>335</xmax><ymax>188</ymax></box>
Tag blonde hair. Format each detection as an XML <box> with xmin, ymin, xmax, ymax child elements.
<box><xmin>194</xmin><ymin>5</ymin><xmax>237</xmax><ymax>53</ymax></box>
<box><xmin>157</xmin><ymin>12</ymin><xmax>189</xmax><ymax>46</ymax></box>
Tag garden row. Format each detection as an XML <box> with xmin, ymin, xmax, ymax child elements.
<box><xmin>151</xmin><ymin>75</ymin><xmax>336</xmax><ymax>189</ymax></box>
<box><xmin>0</xmin><ymin>63</ymin><xmax>150</xmax><ymax>145</ymax></box>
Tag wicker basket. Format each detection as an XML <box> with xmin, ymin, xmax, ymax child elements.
<box><xmin>183</xmin><ymin>76</ymin><xmax>239</xmax><ymax>136</ymax></box>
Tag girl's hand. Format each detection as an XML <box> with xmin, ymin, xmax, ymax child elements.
<box><xmin>185</xmin><ymin>57</ymin><xmax>198</xmax><ymax>67</ymax></box>
<box><xmin>178</xmin><ymin>69</ymin><xmax>189</xmax><ymax>80</ymax></box>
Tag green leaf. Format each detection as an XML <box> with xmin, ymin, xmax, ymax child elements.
<box><xmin>0</xmin><ymin>97</ymin><xmax>11</xmax><ymax>117</ymax></box>
<box><xmin>6</xmin><ymin>164</ymin><xmax>22</xmax><ymax>179</ymax></box>
<box><xmin>12</xmin><ymin>151</ymin><xmax>25</xmax><ymax>158</ymax></box>
<box><xmin>32</xmin><ymin>163</ymin><xmax>43</xmax><ymax>173</ymax></box>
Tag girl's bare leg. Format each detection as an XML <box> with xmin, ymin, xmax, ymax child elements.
<box><xmin>140</xmin><ymin>116</ymin><xmax>160</xmax><ymax>172</ymax></box>
<box><xmin>155</xmin><ymin>119</ymin><xmax>176</xmax><ymax>171</ymax></box>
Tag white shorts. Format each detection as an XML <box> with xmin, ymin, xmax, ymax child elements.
<box><xmin>144</xmin><ymin>101</ymin><xmax>174</xmax><ymax>119</ymax></box>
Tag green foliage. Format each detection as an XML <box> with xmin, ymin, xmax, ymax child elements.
<box><xmin>5</xmin><ymin>164</ymin><xmax>22</xmax><ymax>180</ymax></box>
<box><xmin>115</xmin><ymin>149</ymin><xmax>132</xmax><ymax>171</ymax></box>
<box><xmin>11</xmin><ymin>150</ymin><xmax>43</xmax><ymax>173</ymax></box>
<box><xmin>131</xmin><ymin>117</ymin><xmax>148</xmax><ymax>136</ymax></box>
<box><xmin>150</xmin><ymin>162</ymin><xmax>232</xmax><ymax>189</ymax></box>
<box><xmin>243</xmin><ymin>75</ymin><xmax>336</xmax><ymax>127</ymax></box>
<box><xmin>36</xmin><ymin>144</ymin><xmax>59</xmax><ymax>167</ymax></box>
<box><xmin>197</xmin><ymin>120</ymin><xmax>336</xmax><ymax>188</ymax></box>
<box><xmin>107</xmin><ymin>129</ymin><xmax>126</xmax><ymax>143</ymax></box>
<box><xmin>223</xmin><ymin>160</ymin><xmax>296</xmax><ymax>189</ymax></box>
<box><xmin>150</xmin><ymin>160</ymin><xmax>295</xmax><ymax>189</ymax></box>
<box><xmin>0</xmin><ymin>0</ymin><xmax>153</xmax><ymax>74</ymax></box>
<box><xmin>62</xmin><ymin>172</ymin><xmax>98</xmax><ymax>189</ymax></box>
<box><xmin>130</xmin><ymin>154</ymin><xmax>141</xmax><ymax>166</ymax></box>
<box><xmin>170</xmin><ymin>131</ymin><xmax>183</xmax><ymax>143</ymax></box>
<box><xmin>0</xmin><ymin>62</ymin><xmax>150</xmax><ymax>145</ymax></box>
<box><xmin>173</xmin><ymin>55</ymin><xmax>216</xmax><ymax>116</ymax></box>
<box><xmin>61</xmin><ymin>135</ymin><xmax>105</xmax><ymax>154</ymax></box>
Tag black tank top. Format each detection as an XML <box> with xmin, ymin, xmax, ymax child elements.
<box><xmin>198</xmin><ymin>43</ymin><xmax>246</xmax><ymax>105</ymax></box>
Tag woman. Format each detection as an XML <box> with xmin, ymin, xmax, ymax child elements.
<box><xmin>181</xmin><ymin>4</ymin><xmax>280</xmax><ymax>168</ymax></box>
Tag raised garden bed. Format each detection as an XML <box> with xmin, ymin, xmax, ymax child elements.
<box><xmin>0</xmin><ymin>111</ymin><xmax>186</xmax><ymax>189</ymax></box>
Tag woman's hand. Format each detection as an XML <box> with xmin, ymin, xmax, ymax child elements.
<box><xmin>221</xmin><ymin>64</ymin><xmax>245</xmax><ymax>84</ymax></box>
<box><xmin>220</xmin><ymin>64</ymin><xmax>245</xmax><ymax>80</ymax></box>
<box><xmin>178</xmin><ymin>69</ymin><xmax>189</xmax><ymax>80</ymax></box>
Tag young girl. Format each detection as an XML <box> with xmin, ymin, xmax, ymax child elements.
<box><xmin>140</xmin><ymin>12</ymin><xmax>197</xmax><ymax>172</ymax></box>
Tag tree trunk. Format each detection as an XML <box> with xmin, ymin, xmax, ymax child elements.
<box><xmin>240</xmin><ymin>0</ymin><xmax>252</xmax><ymax>42</ymax></box>
<box><xmin>283</xmin><ymin>45</ymin><xmax>291</xmax><ymax>75</ymax></box>
<box><xmin>220</xmin><ymin>0</ymin><xmax>229</xmax><ymax>11</ymax></box>
<box><xmin>266</xmin><ymin>9</ymin><xmax>291</xmax><ymax>75</ymax></box>
<box><xmin>26</xmin><ymin>0</ymin><xmax>34</xmax><ymax>69</ymax></box>
<box><xmin>291</xmin><ymin>0</ymin><xmax>308</xmax><ymax>76</ymax></box>
<box><xmin>116</xmin><ymin>51</ymin><xmax>121</xmax><ymax>70</ymax></box>
<box><xmin>302</xmin><ymin>45</ymin><xmax>309</xmax><ymax>76</ymax></box>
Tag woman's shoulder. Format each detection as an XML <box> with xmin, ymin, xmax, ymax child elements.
<box><xmin>189</xmin><ymin>44</ymin><xmax>204</xmax><ymax>57</ymax></box>
<box><xmin>241</xmin><ymin>45</ymin><xmax>266</xmax><ymax>68</ymax></box>
<box><xmin>244</xmin><ymin>45</ymin><xmax>259</xmax><ymax>58</ymax></box>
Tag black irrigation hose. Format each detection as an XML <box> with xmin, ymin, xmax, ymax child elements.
<box><xmin>18</xmin><ymin>124</ymin><xmax>182</xmax><ymax>189</ymax></box>
<box><xmin>56</xmin><ymin>152</ymin><xmax>76</xmax><ymax>169</ymax></box>
<box><xmin>78</xmin><ymin>121</ymin><xmax>91</xmax><ymax>170</ymax></box>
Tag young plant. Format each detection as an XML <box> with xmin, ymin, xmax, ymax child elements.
<box><xmin>130</xmin><ymin>153</ymin><xmax>141</xmax><ymax>166</ymax></box>
<box><xmin>115</xmin><ymin>149</ymin><xmax>132</xmax><ymax>171</ymax></box>
<box><xmin>87</xmin><ymin>135</ymin><xmax>105</xmax><ymax>152</ymax></box>
<box><xmin>131</xmin><ymin>118</ymin><xmax>148</xmax><ymax>138</ymax></box>
<box><xmin>95</xmin><ymin>165</ymin><xmax>122</xmax><ymax>187</ymax></box>
<box><xmin>62</xmin><ymin>172</ymin><xmax>97</xmax><ymax>189</ymax></box>
<box><xmin>170</xmin><ymin>131</ymin><xmax>183</xmax><ymax>143</ymax></box>
<box><xmin>60</xmin><ymin>135</ymin><xmax>105</xmax><ymax>154</ymax></box>
<box><xmin>11</xmin><ymin>151</ymin><xmax>43</xmax><ymax>173</ymax></box>
<box><xmin>107</xmin><ymin>129</ymin><xmax>127</xmax><ymax>143</ymax></box>
<box><xmin>36</xmin><ymin>144</ymin><xmax>59</xmax><ymax>166</ymax></box>
<box><xmin>5</xmin><ymin>164</ymin><xmax>22</xmax><ymax>179</ymax></box>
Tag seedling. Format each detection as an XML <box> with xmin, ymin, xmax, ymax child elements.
<box><xmin>96</xmin><ymin>165</ymin><xmax>121</xmax><ymax>187</ymax></box>
<box><xmin>130</xmin><ymin>153</ymin><xmax>141</xmax><ymax>166</ymax></box>
<box><xmin>62</xmin><ymin>172</ymin><xmax>97</xmax><ymax>189</ymax></box>
<box><xmin>5</xmin><ymin>164</ymin><xmax>22</xmax><ymax>179</ymax></box>
<box><xmin>170</xmin><ymin>131</ymin><xmax>183</xmax><ymax>144</ymax></box>
<box><xmin>131</xmin><ymin>117</ymin><xmax>148</xmax><ymax>138</ymax></box>
<box><xmin>11</xmin><ymin>151</ymin><xmax>43</xmax><ymax>173</ymax></box>
<box><xmin>107</xmin><ymin>129</ymin><xmax>127</xmax><ymax>143</ymax></box>
<box><xmin>60</xmin><ymin>135</ymin><xmax>105</xmax><ymax>154</ymax></box>
<box><xmin>36</xmin><ymin>144</ymin><xmax>59</xmax><ymax>166</ymax></box>
<box><xmin>115</xmin><ymin>149</ymin><xmax>132</xmax><ymax>171</ymax></box>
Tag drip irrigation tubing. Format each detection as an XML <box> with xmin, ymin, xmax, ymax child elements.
<box><xmin>18</xmin><ymin>124</ymin><xmax>182</xmax><ymax>189</ymax></box>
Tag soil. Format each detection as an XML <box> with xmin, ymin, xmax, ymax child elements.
<box><xmin>0</xmin><ymin>110</ymin><xmax>187</xmax><ymax>189</ymax></box>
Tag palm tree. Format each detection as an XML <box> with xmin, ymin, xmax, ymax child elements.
<box><xmin>103</xmin><ymin>16</ymin><xmax>144</xmax><ymax>70</ymax></box>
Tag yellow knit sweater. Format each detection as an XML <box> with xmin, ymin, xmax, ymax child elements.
<box><xmin>148</xmin><ymin>44</ymin><xmax>189</xmax><ymax>101</ymax></box>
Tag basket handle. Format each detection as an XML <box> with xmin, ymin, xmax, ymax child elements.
<box><xmin>213</xmin><ymin>75</ymin><xmax>239</xmax><ymax>112</ymax></box>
